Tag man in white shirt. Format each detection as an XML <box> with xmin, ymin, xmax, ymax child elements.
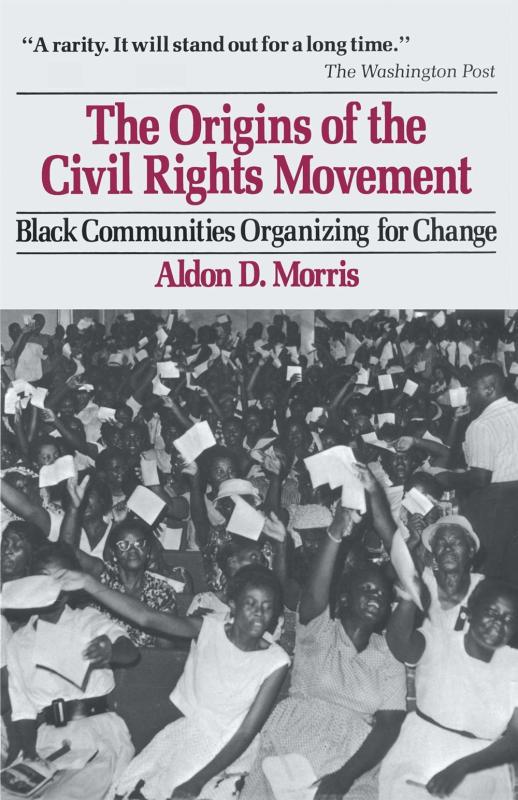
<box><xmin>436</xmin><ymin>363</ymin><xmax>518</xmax><ymax>581</ymax></box>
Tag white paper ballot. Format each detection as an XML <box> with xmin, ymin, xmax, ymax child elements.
<box><xmin>355</xmin><ymin>386</ymin><xmax>373</xmax><ymax>396</ymax></box>
<box><xmin>402</xmin><ymin>487</ymin><xmax>434</xmax><ymax>516</ymax></box>
<box><xmin>356</xmin><ymin>368</ymin><xmax>370</xmax><ymax>385</ymax></box>
<box><xmin>34</xmin><ymin>620</ymin><xmax>91</xmax><ymax>690</ymax></box>
<box><xmin>157</xmin><ymin>361</ymin><xmax>180</xmax><ymax>379</ymax></box>
<box><xmin>341</xmin><ymin>477</ymin><xmax>366</xmax><ymax>513</ymax></box>
<box><xmin>1</xmin><ymin>575</ymin><xmax>62</xmax><ymax>609</ymax></box>
<box><xmin>286</xmin><ymin>366</ymin><xmax>302</xmax><ymax>381</ymax></box>
<box><xmin>108</xmin><ymin>352</ymin><xmax>123</xmax><ymax>366</ymax></box>
<box><xmin>156</xmin><ymin>327</ymin><xmax>168</xmax><ymax>347</ymax></box>
<box><xmin>403</xmin><ymin>379</ymin><xmax>419</xmax><ymax>397</ymax></box>
<box><xmin>361</xmin><ymin>433</ymin><xmax>396</xmax><ymax>453</ymax></box>
<box><xmin>432</xmin><ymin>311</ymin><xmax>446</xmax><ymax>328</ymax></box>
<box><xmin>127</xmin><ymin>485</ymin><xmax>166</xmax><ymax>525</ymax></box>
<box><xmin>29</xmin><ymin>387</ymin><xmax>48</xmax><ymax>409</ymax></box>
<box><xmin>226</xmin><ymin>495</ymin><xmax>265</xmax><ymax>541</ymax></box>
<box><xmin>77</xmin><ymin>317</ymin><xmax>94</xmax><ymax>331</ymax></box>
<box><xmin>387</xmin><ymin>365</ymin><xmax>405</xmax><ymax>375</ymax></box>
<box><xmin>4</xmin><ymin>388</ymin><xmax>19</xmax><ymax>414</ymax></box>
<box><xmin>140</xmin><ymin>456</ymin><xmax>160</xmax><ymax>486</ymax></box>
<box><xmin>390</xmin><ymin>529</ymin><xmax>423</xmax><ymax>611</ymax></box>
<box><xmin>173</xmin><ymin>421</ymin><xmax>216</xmax><ymax>462</ymax></box>
<box><xmin>216</xmin><ymin>314</ymin><xmax>230</xmax><ymax>324</ymax></box>
<box><xmin>124</xmin><ymin>312</ymin><xmax>135</xmax><ymax>321</ymax></box>
<box><xmin>306</xmin><ymin>407</ymin><xmax>324</xmax><ymax>424</ymax></box>
<box><xmin>135</xmin><ymin>349</ymin><xmax>148</xmax><ymax>362</ymax></box>
<box><xmin>138</xmin><ymin>336</ymin><xmax>149</xmax><ymax>348</ymax></box>
<box><xmin>11</xmin><ymin>379</ymin><xmax>30</xmax><ymax>394</ymax></box>
<box><xmin>414</xmin><ymin>361</ymin><xmax>427</xmax><ymax>373</ymax></box>
<box><xmin>378</xmin><ymin>374</ymin><xmax>394</xmax><ymax>391</ymax></box>
<box><xmin>159</xmin><ymin>527</ymin><xmax>183</xmax><ymax>550</ymax></box>
<box><xmin>449</xmin><ymin>387</ymin><xmax>468</xmax><ymax>407</ymax></box>
<box><xmin>39</xmin><ymin>455</ymin><xmax>76</xmax><ymax>487</ymax></box>
<box><xmin>304</xmin><ymin>445</ymin><xmax>359</xmax><ymax>496</ymax></box>
<box><xmin>509</xmin><ymin>362</ymin><xmax>518</xmax><ymax>375</ymax></box>
<box><xmin>97</xmin><ymin>406</ymin><xmax>117</xmax><ymax>422</ymax></box>
<box><xmin>262</xmin><ymin>754</ymin><xmax>317</xmax><ymax>800</ymax></box>
<box><xmin>166</xmin><ymin>313</ymin><xmax>175</xmax><ymax>330</ymax></box>
<box><xmin>377</xmin><ymin>412</ymin><xmax>396</xmax><ymax>427</ymax></box>
<box><xmin>126</xmin><ymin>396</ymin><xmax>142</xmax><ymax>416</ymax></box>
<box><xmin>192</xmin><ymin>360</ymin><xmax>210</xmax><ymax>379</ymax></box>
<box><xmin>152</xmin><ymin>377</ymin><xmax>171</xmax><ymax>396</ymax></box>
<box><xmin>369</xmin><ymin>355</ymin><xmax>379</xmax><ymax>365</ymax></box>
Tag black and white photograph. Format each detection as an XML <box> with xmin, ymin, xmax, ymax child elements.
<box><xmin>1</xmin><ymin>308</ymin><xmax>518</xmax><ymax>799</ymax></box>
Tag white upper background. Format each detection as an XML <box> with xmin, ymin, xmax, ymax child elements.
<box><xmin>1</xmin><ymin>0</ymin><xmax>516</xmax><ymax>309</ymax></box>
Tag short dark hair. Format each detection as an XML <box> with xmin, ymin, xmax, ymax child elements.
<box><xmin>467</xmin><ymin>578</ymin><xmax>518</xmax><ymax>619</ymax></box>
<box><xmin>3</xmin><ymin>520</ymin><xmax>47</xmax><ymax>555</ymax></box>
<box><xmin>32</xmin><ymin>541</ymin><xmax>81</xmax><ymax>573</ymax></box>
<box><xmin>226</xmin><ymin>564</ymin><xmax>283</xmax><ymax>626</ymax></box>
<box><xmin>470</xmin><ymin>362</ymin><xmax>505</xmax><ymax>392</ymax></box>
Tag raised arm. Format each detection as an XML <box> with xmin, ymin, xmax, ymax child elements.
<box><xmin>60</xmin><ymin>477</ymin><xmax>105</xmax><ymax>578</ymax></box>
<box><xmin>385</xmin><ymin>596</ymin><xmax>425</xmax><ymax>664</ymax></box>
<box><xmin>394</xmin><ymin>435</ymin><xmax>450</xmax><ymax>467</ymax></box>
<box><xmin>182</xmin><ymin>461</ymin><xmax>210</xmax><ymax>549</ymax></box>
<box><xmin>298</xmin><ymin>506</ymin><xmax>355</xmax><ymax>625</ymax></box>
<box><xmin>172</xmin><ymin>664</ymin><xmax>289</xmax><ymax>798</ymax></box>
<box><xmin>60</xmin><ymin>570</ymin><xmax>202</xmax><ymax>639</ymax></box>
<box><xmin>355</xmin><ymin>464</ymin><xmax>397</xmax><ymax>554</ymax></box>
<box><xmin>0</xmin><ymin>478</ymin><xmax>51</xmax><ymax>536</ymax></box>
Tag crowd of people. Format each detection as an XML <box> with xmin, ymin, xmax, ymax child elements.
<box><xmin>1</xmin><ymin>307</ymin><xmax>517</xmax><ymax>800</ymax></box>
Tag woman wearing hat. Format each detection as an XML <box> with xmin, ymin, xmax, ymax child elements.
<box><xmin>419</xmin><ymin>515</ymin><xmax>484</xmax><ymax>634</ymax></box>
<box><xmin>358</xmin><ymin>465</ymin><xmax>484</xmax><ymax>635</ymax></box>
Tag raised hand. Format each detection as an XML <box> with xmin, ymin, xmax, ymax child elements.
<box><xmin>262</xmin><ymin>511</ymin><xmax>286</xmax><ymax>543</ymax></box>
<box><xmin>84</xmin><ymin>634</ymin><xmax>112</xmax><ymax>667</ymax></box>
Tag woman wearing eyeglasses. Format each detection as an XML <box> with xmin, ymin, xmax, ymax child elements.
<box><xmin>95</xmin><ymin>519</ymin><xmax>178</xmax><ymax>647</ymax></box>
<box><xmin>59</xmin><ymin>480</ymin><xmax>179</xmax><ymax>647</ymax></box>
<box><xmin>60</xmin><ymin>514</ymin><xmax>178</xmax><ymax>648</ymax></box>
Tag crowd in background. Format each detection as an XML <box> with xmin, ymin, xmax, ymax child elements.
<box><xmin>1</xmin><ymin>307</ymin><xmax>518</xmax><ymax>800</ymax></box>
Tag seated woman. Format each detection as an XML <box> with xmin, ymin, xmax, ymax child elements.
<box><xmin>1</xmin><ymin>521</ymin><xmax>46</xmax><ymax>587</ymax></box>
<box><xmin>360</xmin><ymin>467</ymin><xmax>483</xmax><ymax>635</ymax></box>
<box><xmin>58</xmin><ymin>563</ymin><xmax>290</xmax><ymax>800</ymax></box>
<box><xmin>60</xmin><ymin>487</ymin><xmax>179</xmax><ymax>647</ymax></box>
<box><xmin>5</xmin><ymin>542</ymin><xmax>136</xmax><ymax>800</ymax></box>
<box><xmin>240</xmin><ymin>506</ymin><xmax>406</xmax><ymax>800</ymax></box>
<box><xmin>381</xmin><ymin>578</ymin><xmax>518</xmax><ymax>799</ymax></box>
<box><xmin>418</xmin><ymin>515</ymin><xmax>484</xmax><ymax>633</ymax></box>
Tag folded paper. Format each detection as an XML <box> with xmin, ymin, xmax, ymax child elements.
<box><xmin>39</xmin><ymin>455</ymin><xmax>76</xmax><ymax>487</ymax></box>
<box><xmin>127</xmin><ymin>485</ymin><xmax>166</xmax><ymax>525</ymax></box>
<box><xmin>157</xmin><ymin>361</ymin><xmax>180</xmax><ymax>379</ymax></box>
<box><xmin>226</xmin><ymin>495</ymin><xmax>265</xmax><ymax>541</ymax></box>
<box><xmin>173</xmin><ymin>421</ymin><xmax>216</xmax><ymax>462</ymax></box>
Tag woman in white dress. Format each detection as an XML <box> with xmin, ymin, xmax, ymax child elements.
<box><xmin>59</xmin><ymin>563</ymin><xmax>290</xmax><ymax>800</ymax></box>
<box><xmin>381</xmin><ymin>578</ymin><xmax>518</xmax><ymax>799</ymax></box>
